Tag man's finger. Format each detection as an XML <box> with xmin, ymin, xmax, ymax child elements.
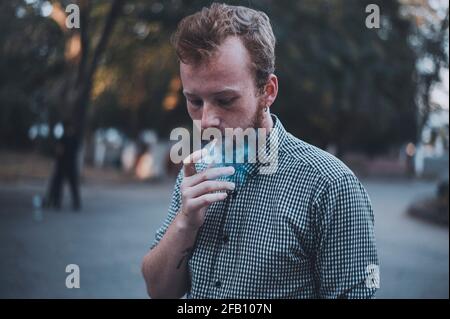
<box><xmin>188</xmin><ymin>180</ymin><xmax>235</xmax><ymax>198</ymax></box>
<box><xmin>188</xmin><ymin>192</ymin><xmax>228</xmax><ymax>211</ymax></box>
<box><xmin>186</xmin><ymin>165</ymin><xmax>235</xmax><ymax>186</ymax></box>
<box><xmin>183</xmin><ymin>147</ymin><xmax>208</xmax><ymax>177</ymax></box>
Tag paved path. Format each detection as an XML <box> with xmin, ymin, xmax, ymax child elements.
<box><xmin>367</xmin><ymin>178</ymin><xmax>448</xmax><ymax>298</ymax></box>
<box><xmin>0</xmin><ymin>178</ymin><xmax>447</xmax><ymax>298</ymax></box>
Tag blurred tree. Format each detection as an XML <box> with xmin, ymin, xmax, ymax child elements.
<box><xmin>46</xmin><ymin>0</ymin><xmax>125</xmax><ymax>135</ymax></box>
<box><xmin>44</xmin><ymin>0</ymin><xmax>124</xmax><ymax>209</ymax></box>
<box><xmin>0</xmin><ymin>0</ymin><xmax>65</xmax><ymax>148</ymax></box>
<box><xmin>399</xmin><ymin>0</ymin><xmax>449</xmax><ymax>142</ymax></box>
<box><xmin>271</xmin><ymin>0</ymin><xmax>419</xmax><ymax>155</ymax></box>
<box><xmin>89</xmin><ymin>0</ymin><xmax>201</xmax><ymax>138</ymax></box>
<box><xmin>1</xmin><ymin>0</ymin><xmax>448</xmax><ymax>158</ymax></box>
<box><xmin>88</xmin><ymin>0</ymin><xmax>448</xmax><ymax>155</ymax></box>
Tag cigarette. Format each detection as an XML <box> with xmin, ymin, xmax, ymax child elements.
<box><xmin>205</xmin><ymin>139</ymin><xmax>217</xmax><ymax>152</ymax></box>
<box><xmin>202</xmin><ymin>138</ymin><xmax>218</xmax><ymax>163</ymax></box>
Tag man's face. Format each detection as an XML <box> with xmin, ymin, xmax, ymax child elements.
<box><xmin>180</xmin><ymin>36</ymin><xmax>266</xmax><ymax>135</ymax></box>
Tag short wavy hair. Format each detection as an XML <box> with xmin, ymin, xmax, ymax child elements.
<box><xmin>171</xmin><ymin>3</ymin><xmax>276</xmax><ymax>93</ymax></box>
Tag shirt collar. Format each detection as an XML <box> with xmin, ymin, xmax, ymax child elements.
<box><xmin>194</xmin><ymin>114</ymin><xmax>288</xmax><ymax>178</ymax></box>
<box><xmin>240</xmin><ymin>113</ymin><xmax>288</xmax><ymax>177</ymax></box>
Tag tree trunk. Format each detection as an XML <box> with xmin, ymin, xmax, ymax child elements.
<box><xmin>46</xmin><ymin>0</ymin><xmax>124</xmax><ymax>209</ymax></box>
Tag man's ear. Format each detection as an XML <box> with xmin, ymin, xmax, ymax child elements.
<box><xmin>264</xmin><ymin>74</ymin><xmax>278</xmax><ymax>108</ymax></box>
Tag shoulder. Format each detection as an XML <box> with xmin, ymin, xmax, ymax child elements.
<box><xmin>280</xmin><ymin>133</ymin><xmax>356</xmax><ymax>186</ymax></box>
<box><xmin>280</xmin><ymin>135</ymin><xmax>373</xmax><ymax>221</ymax></box>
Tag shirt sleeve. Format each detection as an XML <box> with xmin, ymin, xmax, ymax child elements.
<box><xmin>313</xmin><ymin>173</ymin><xmax>379</xmax><ymax>299</ymax></box>
<box><xmin>149</xmin><ymin>169</ymin><xmax>184</xmax><ymax>251</ymax></box>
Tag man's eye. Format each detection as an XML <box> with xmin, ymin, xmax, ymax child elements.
<box><xmin>189</xmin><ymin>100</ymin><xmax>203</xmax><ymax>107</ymax></box>
<box><xmin>217</xmin><ymin>98</ymin><xmax>236</xmax><ymax>107</ymax></box>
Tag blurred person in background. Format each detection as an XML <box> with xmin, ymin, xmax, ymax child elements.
<box><xmin>45</xmin><ymin>120</ymin><xmax>81</xmax><ymax>211</ymax></box>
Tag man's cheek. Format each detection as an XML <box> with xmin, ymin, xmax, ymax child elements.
<box><xmin>187</xmin><ymin>109</ymin><xmax>201</xmax><ymax>120</ymax></box>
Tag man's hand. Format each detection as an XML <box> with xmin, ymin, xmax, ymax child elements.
<box><xmin>142</xmin><ymin>143</ymin><xmax>235</xmax><ymax>298</ymax></box>
<box><xmin>179</xmin><ymin>145</ymin><xmax>235</xmax><ymax>229</ymax></box>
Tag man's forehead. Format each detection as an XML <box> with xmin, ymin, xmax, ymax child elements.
<box><xmin>183</xmin><ymin>86</ymin><xmax>241</xmax><ymax>96</ymax></box>
<box><xmin>180</xmin><ymin>63</ymin><xmax>248</xmax><ymax>96</ymax></box>
<box><xmin>179</xmin><ymin>36</ymin><xmax>253</xmax><ymax>95</ymax></box>
<box><xmin>180</xmin><ymin>52</ymin><xmax>248</xmax><ymax>78</ymax></box>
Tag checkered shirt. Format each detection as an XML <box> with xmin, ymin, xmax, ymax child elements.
<box><xmin>150</xmin><ymin>114</ymin><xmax>379</xmax><ymax>299</ymax></box>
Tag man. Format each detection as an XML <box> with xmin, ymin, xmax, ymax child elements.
<box><xmin>142</xmin><ymin>3</ymin><xmax>379</xmax><ymax>299</ymax></box>
<box><xmin>45</xmin><ymin>120</ymin><xmax>81</xmax><ymax>211</ymax></box>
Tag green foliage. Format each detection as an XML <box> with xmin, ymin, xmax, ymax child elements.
<box><xmin>271</xmin><ymin>0</ymin><xmax>419</xmax><ymax>154</ymax></box>
<box><xmin>0</xmin><ymin>0</ymin><xmax>65</xmax><ymax>148</ymax></box>
<box><xmin>1</xmin><ymin>0</ymin><xmax>448</xmax><ymax>155</ymax></box>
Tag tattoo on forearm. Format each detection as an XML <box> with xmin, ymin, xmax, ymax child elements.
<box><xmin>176</xmin><ymin>247</ymin><xmax>193</xmax><ymax>269</ymax></box>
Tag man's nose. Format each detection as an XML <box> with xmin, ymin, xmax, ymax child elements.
<box><xmin>201</xmin><ymin>104</ymin><xmax>220</xmax><ymax>129</ymax></box>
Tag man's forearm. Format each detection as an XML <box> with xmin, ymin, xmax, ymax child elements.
<box><xmin>142</xmin><ymin>211</ymin><xmax>199</xmax><ymax>299</ymax></box>
<box><xmin>143</xmin><ymin>149</ymin><xmax>234</xmax><ymax>298</ymax></box>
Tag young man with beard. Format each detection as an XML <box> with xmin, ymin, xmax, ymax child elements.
<box><xmin>142</xmin><ymin>3</ymin><xmax>379</xmax><ymax>299</ymax></box>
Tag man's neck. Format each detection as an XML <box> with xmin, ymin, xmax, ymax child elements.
<box><xmin>262</xmin><ymin>111</ymin><xmax>274</xmax><ymax>135</ymax></box>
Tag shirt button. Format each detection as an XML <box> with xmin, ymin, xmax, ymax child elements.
<box><xmin>222</xmin><ymin>234</ymin><xmax>229</xmax><ymax>244</ymax></box>
<box><xmin>226</xmin><ymin>189</ymin><xmax>236</xmax><ymax>196</ymax></box>
<box><xmin>215</xmin><ymin>280</ymin><xmax>222</xmax><ymax>288</ymax></box>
